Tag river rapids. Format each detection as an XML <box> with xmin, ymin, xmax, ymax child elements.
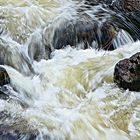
<box><xmin>0</xmin><ymin>0</ymin><xmax>140</xmax><ymax>140</ymax></box>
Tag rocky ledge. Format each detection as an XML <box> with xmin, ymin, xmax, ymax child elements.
<box><xmin>114</xmin><ymin>52</ymin><xmax>140</xmax><ymax>91</ymax></box>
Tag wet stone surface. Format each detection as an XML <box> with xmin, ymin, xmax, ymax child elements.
<box><xmin>114</xmin><ymin>52</ymin><xmax>140</xmax><ymax>91</ymax></box>
<box><xmin>0</xmin><ymin>67</ymin><xmax>10</xmax><ymax>86</ymax></box>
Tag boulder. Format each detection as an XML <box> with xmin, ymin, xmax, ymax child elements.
<box><xmin>0</xmin><ymin>67</ymin><xmax>10</xmax><ymax>86</ymax></box>
<box><xmin>52</xmin><ymin>20</ymin><xmax>118</xmax><ymax>51</ymax></box>
<box><xmin>114</xmin><ymin>52</ymin><xmax>140</xmax><ymax>91</ymax></box>
<box><xmin>0</xmin><ymin>67</ymin><xmax>10</xmax><ymax>99</ymax></box>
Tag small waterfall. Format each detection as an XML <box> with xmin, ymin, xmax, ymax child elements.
<box><xmin>113</xmin><ymin>29</ymin><xmax>134</xmax><ymax>48</ymax></box>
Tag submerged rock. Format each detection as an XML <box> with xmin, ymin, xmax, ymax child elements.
<box><xmin>114</xmin><ymin>52</ymin><xmax>140</xmax><ymax>91</ymax></box>
<box><xmin>0</xmin><ymin>37</ymin><xmax>35</xmax><ymax>76</ymax></box>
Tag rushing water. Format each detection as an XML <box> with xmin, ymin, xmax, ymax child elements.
<box><xmin>0</xmin><ymin>0</ymin><xmax>140</xmax><ymax>140</ymax></box>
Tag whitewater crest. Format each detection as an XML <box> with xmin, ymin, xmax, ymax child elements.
<box><xmin>0</xmin><ymin>0</ymin><xmax>140</xmax><ymax>140</ymax></box>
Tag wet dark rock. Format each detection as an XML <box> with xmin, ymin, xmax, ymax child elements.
<box><xmin>41</xmin><ymin>17</ymin><xmax>121</xmax><ymax>59</ymax></box>
<box><xmin>0</xmin><ymin>67</ymin><xmax>10</xmax><ymax>100</ymax></box>
<box><xmin>52</xmin><ymin>20</ymin><xmax>118</xmax><ymax>51</ymax></box>
<box><xmin>0</xmin><ymin>67</ymin><xmax>10</xmax><ymax>86</ymax></box>
<box><xmin>114</xmin><ymin>52</ymin><xmax>140</xmax><ymax>91</ymax></box>
<box><xmin>118</xmin><ymin>0</ymin><xmax>140</xmax><ymax>12</ymax></box>
<box><xmin>112</xmin><ymin>0</ymin><xmax>140</xmax><ymax>40</ymax></box>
